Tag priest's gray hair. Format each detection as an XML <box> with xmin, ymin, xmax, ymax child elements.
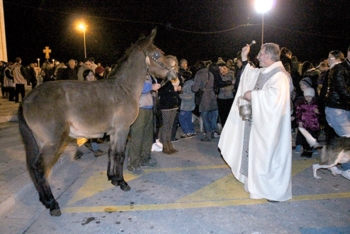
<box><xmin>262</xmin><ymin>43</ymin><xmax>281</xmax><ymax>62</ymax></box>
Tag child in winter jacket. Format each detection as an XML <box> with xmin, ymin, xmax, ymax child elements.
<box><xmin>179</xmin><ymin>71</ymin><xmax>197</xmax><ymax>139</ymax></box>
<box><xmin>295</xmin><ymin>87</ymin><xmax>320</xmax><ymax>157</ymax></box>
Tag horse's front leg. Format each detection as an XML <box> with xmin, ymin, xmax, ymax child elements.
<box><xmin>107</xmin><ymin>131</ymin><xmax>130</xmax><ymax>191</ymax></box>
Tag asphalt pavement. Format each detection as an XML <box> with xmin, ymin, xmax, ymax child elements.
<box><xmin>0</xmin><ymin>86</ymin><xmax>349</xmax><ymax>234</ymax></box>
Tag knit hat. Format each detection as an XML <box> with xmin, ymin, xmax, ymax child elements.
<box><xmin>95</xmin><ymin>66</ymin><xmax>105</xmax><ymax>74</ymax></box>
<box><xmin>299</xmin><ymin>77</ymin><xmax>312</xmax><ymax>88</ymax></box>
<box><xmin>216</xmin><ymin>57</ymin><xmax>227</xmax><ymax>67</ymax></box>
<box><xmin>303</xmin><ymin>88</ymin><xmax>315</xmax><ymax>97</ymax></box>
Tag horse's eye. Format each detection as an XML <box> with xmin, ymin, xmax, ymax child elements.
<box><xmin>153</xmin><ymin>51</ymin><xmax>161</xmax><ymax>59</ymax></box>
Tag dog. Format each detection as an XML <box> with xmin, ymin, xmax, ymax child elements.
<box><xmin>298</xmin><ymin>127</ymin><xmax>350</xmax><ymax>179</ymax></box>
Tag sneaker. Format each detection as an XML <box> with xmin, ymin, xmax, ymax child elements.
<box><xmin>141</xmin><ymin>158</ymin><xmax>157</xmax><ymax>167</ymax></box>
<box><xmin>295</xmin><ymin>145</ymin><xmax>301</xmax><ymax>153</ymax></box>
<box><xmin>171</xmin><ymin>138</ymin><xmax>179</xmax><ymax>142</ymax></box>
<box><xmin>127</xmin><ymin>165</ymin><xmax>145</xmax><ymax>175</ymax></box>
<box><xmin>341</xmin><ymin>169</ymin><xmax>350</xmax><ymax>180</ymax></box>
<box><xmin>211</xmin><ymin>131</ymin><xmax>220</xmax><ymax>138</ymax></box>
<box><xmin>180</xmin><ymin>133</ymin><xmax>196</xmax><ymax>139</ymax></box>
<box><xmin>93</xmin><ymin>149</ymin><xmax>106</xmax><ymax>157</ymax></box>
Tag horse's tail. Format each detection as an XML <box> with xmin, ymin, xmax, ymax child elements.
<box><xmin>18</xmin><ymin>104</ymin><xmax>40</xmax><ymax>170</ymax></box>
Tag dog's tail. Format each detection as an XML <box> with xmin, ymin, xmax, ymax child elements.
<box><xmin>298</xmin><ymin>127</ymin><xmax>322</xmax><ymax>148</ymax></box>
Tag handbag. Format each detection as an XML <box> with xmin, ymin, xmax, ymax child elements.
<box><xmin>195</xmin><ymin>72</ymin><xmax>210</xmax><ymax>106</ymax></box>
<box><xmin>195</xmin><ymin>89</ymin><xmax>204</xmax><ymax>106</ymax></box>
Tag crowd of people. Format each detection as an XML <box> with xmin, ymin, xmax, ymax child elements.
<box><xmin>0</xmin><ymin>42</ymin><xmax>349</xmax><ymax>198</ymax></box>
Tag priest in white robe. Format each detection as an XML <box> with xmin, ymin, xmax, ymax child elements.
<box><xmin>218</xmin><ymin>43</ymin><xmax>292</xmax><ymax>202</ymax></box>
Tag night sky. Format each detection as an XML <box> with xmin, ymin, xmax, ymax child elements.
<box><xmin>3</xmin><ymin>0</ymin><xmax>350</xmax><ymax>66</ymax></box>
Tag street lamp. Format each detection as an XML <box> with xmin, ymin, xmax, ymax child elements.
<box><xmin>78</xmin><ymin>23</ymin><xmax>87</xmax><ymax>59</ymax></box>
<box><xmin>254</xmin><ymin>0</ymin><xmax>275</xmax><ymax>46</ymax></box>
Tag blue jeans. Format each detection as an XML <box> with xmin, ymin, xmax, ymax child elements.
<box><xmin>91</xmin><ymin>142</ymin><xmax>99</xmax><ymax>151</ymax></box>
<box><xmin>325</xmin><ymin>107</ymin><xmax>350</xmax><ymax>137</ymax></box>
<box><xmin>201</xmin><ymin>110</ymin><xmax>218</xmax><ymax>134</ymax></box>
<box><xmin>325</xmin><ymin>107</ymin><xmax>350</xmax><ymax>171</ymax></box>
<box><xmin>342</xmin><ymin>162</ymin><xmax>350</xmax><ymax>170</ymax></box>
<box><xmin>179</xmin><ymin>110</ymin><xmax>195</xmax><ymax>134</ymax></box>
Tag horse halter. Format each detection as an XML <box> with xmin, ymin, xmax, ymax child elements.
<box><xmin>137</xmin><ymin>45</ymin><xmax>172</xmax><ymax>72</ymax></box>
<box><xmin>147</xmin><ymin>50</ymin><xmax>172</xmax><ymax>72</ymax></box>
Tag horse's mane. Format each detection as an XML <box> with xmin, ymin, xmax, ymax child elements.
<box><xmin>107</xmin><ymin>34</ymin><xmax>150</xmax><ymax>79</ymax></box>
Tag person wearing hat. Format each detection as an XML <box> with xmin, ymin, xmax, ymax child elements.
<box><xmin>295</xmin><ymin>87</ymin><xmax>320</xmax><ymax>157</ymax></box>
<box><xmin>293</xmin><ymin>77</ymin><xmax>318</xmax><ymax>152</ymax></box>
<box><xmin>294</xmin><ymin>77</ymin><xmax>315</xmax><ymax>103</ymax></box>
<box><xmin>95</xmin><ymin>66</ymin><xmax>105</xmax><ymax>80</ymax></box>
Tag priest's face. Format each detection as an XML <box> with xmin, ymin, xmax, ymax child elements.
<box><xmin>257</xmin><ymin>48</ymin><xmax>269</xmax><ymax>68</ymax></box>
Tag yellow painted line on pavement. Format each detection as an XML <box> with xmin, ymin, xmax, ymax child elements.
<box><xmin>63</xmin><ymin>159</ymin><xmax>350</xmax><ymax>214</ymax></box>
<box><xmin>291</xmin><ymin>158</ymin><xmax>318</xmax><ymax>176</ymax></box>
<box><xmin>176</xmin><ymin>175</ymin><xmax>249</xmax><ymax>202</ymax></box>
<box><xmin>67</xmin><ymin>165</ymin><xmax>228</xmax><ymax>205</ymax></box>
<box><xmin>67</xmin><ymin>172</ymin><xmax>140</xmax><ymax>205</ymax></box>
<box><xmin>291</xmin><ymin>192</ymin><xmax>350</xmax><ymax>201</ymax></box>
<box><xmin>143</xmin><ymin>164</ymin><xmax>228</xmax><ymax>173</ymax></box>
<box><xmin>62</xmin><ymin>192</ymin><xmax>350</xmax><ymax>214</ymax></box>
<box><xmin>175</xmin><ymin>159</ymin><xmax>318</xmax><ymax>203</ymax></box>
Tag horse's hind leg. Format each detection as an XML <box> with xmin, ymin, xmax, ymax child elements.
<box><xmin>26</xmin><ymin>151</ymin><xmax>61</xmax><ymax>216</ymax></box>
<box><xmin>19</xmin><ymin>108</ymin><xmax>69</xmax><ymax>216</ymax></box>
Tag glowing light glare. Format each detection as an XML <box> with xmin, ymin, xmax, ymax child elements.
<box><xmin>254</xmin><ymin>0</ymin><xmax>275</xmax><ymax>14</ymax></box>
<box><xmin>78</xmin><ymin>23</ymin><xmax>86</xmax><ymax>31</ymax></box>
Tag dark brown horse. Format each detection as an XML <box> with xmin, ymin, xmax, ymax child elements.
<box><xmin>18</xmin><ymin>28</ymin><xmax>176</xmax><ymax>216</ymax></box>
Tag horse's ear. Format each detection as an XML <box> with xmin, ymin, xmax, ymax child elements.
<box><xmin>149</xmin><ymin>27</ymin><xmax>157</xmax><ymax>42</ymax></box>
<box><xmin>138</xmin><ymin>34</ymin><xmax>146</xmax><ymax>40</ymax></box>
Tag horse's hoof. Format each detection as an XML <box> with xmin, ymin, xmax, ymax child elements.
<box><xmin>121</xmin><ymin>184</ymin><xmax>131</xmax><ymax>191</ymax></box>
<box><xmin>111</xmin><ymin>179</ymin><xmax>118</xmax><ymax>186</ymax></box>
<box><xmin>50</xmin><ymin>208</ymin><xmax>62</xmax><ymax>216</ymax></box>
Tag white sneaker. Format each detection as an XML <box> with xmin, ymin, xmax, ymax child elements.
<box><xmin>341</xmin><ymin>169</ymin><xmax>350</xmax><ymax>180</ymax></box>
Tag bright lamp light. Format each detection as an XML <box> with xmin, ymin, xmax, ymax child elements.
<box><xmin>255</xmin><ymin>0</ymin><xmax>275</xmax><ymax>14</ymax></box>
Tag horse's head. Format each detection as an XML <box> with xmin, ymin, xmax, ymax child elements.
<box><xmin>139</xmin><ymin>28</ymin><xmax>177</xmax><ymax>81</ymax></box>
